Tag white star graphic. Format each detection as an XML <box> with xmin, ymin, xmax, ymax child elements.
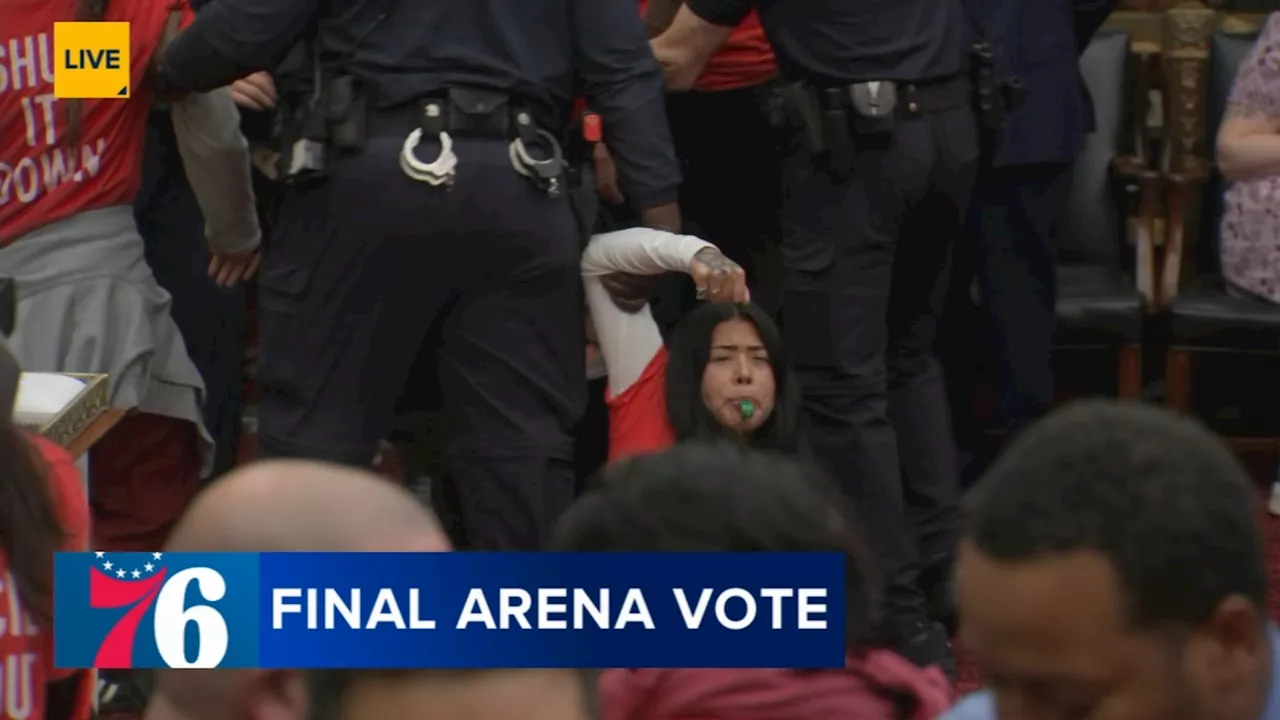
<box><xmin>144</xmin><ymin>563</ymin><xmax>154</xmax><ymax>572</ymax></box>
<box><xmin>103</xmin><ymin>561</ymin><xmax>113</xmax><ymax>570</ymax></box>
<box><xmin>94</xmin><ymin>552</ymin><xmax>104</xmax><ymax>558</ymax></box>
<box><xmin>152</xmin><ymin>552</ymin><xmax>163</xmax><ymax>560</ymax></box>
<box><xmin>115</xmin><ymin>569</ymin><xmax>125</xmax><ymax>578</ymax></box>
<box><xmin>131</xmin><ymin>570</ymin><xmax>141</xmax><ymax>579</ymax></box>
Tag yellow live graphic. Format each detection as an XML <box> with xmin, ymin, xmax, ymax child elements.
<box><xmin>53</xmin><ymin>22</ymin><xmax>131</xmax><ymax>99</ymax></box>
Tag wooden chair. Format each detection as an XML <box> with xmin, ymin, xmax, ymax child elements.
<box><xmin>1161</xmin><ymin>22</ymin><xmax>1280</xmax><ymax>451</ymax></box>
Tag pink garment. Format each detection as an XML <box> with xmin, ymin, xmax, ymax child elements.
<box><xmin>599</xmin><ymin>650</ymin><xmax>954</xmax><ymax>720</ymax></box>
<box><xmin>1220</xmin><ymin>13</ymin><xmax>1280</xmax><ymax>304</ymax></box>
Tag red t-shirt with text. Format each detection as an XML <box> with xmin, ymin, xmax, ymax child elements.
<box><xmin>607</xmin><ymin>348</ymin><xmax>677</xmax><ymax>462</ymax></box>
<box><xmin>0</xmin><ymin>436</ymin><xmax>91</xmax><ymax>720</ymax></box>
<box><xmin>638</xmin><ymin>0</ymin><xmax>776</xmax><ymax>92</ymax></box>
<box><xmin>0</xmin><ymin>0</ymin><xmax>192</xmax><ymax>245</ymax></box>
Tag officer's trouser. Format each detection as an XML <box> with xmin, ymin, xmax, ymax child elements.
<box><xmin>255</xmin><ymin>136</ymin><xmax>585</xmax><ymax>551</ymax></box>
<box><xmin>778</xmin><ymin>105</ymin><xmax>978</xmax><ymax>619</ymax></box>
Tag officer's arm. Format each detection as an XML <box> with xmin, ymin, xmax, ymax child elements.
<box><xmin>572</xmin><ymin>0</ymin><xmax>682</xmax><ymax>216</ymax></box>
<box><xmin>1072</xmin><ymin>0</ymin><xmax>1118</xmax><ymax>53</ymax></box>
<box><xmin>651</xmin><ymin>2</ymin><xmax>741</xmax><ymax>91</ymax></box>
<box><xmin>160</xmin><ymin>0</ymin><xmax>318</xmax><ymax>94</ymax></box>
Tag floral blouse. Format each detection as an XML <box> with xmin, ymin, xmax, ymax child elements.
<box><xmin>1220</xmin><ymin>13</ymin><xmax>1280</xmax><ymax>304</ymax></box>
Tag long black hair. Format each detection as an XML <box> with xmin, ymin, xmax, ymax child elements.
<box><xmin>0</xmin><ymin>341</ymin><xmax>65</xmax><ymax>625</ymax></box>
<box><xmin>664</xmin><ymin>303</ymin><xmax>803</xmax><ymax>454</ymax></box>
<box><xmin>553</xmin><ymin>442</ymin><xmax>879</xmax><ymax>653</ymax></box>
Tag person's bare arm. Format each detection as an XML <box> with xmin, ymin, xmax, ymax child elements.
<box><xmin>650</xmin><ymin>4</ymin><xmax>737</xmax><ymax>91</ymax></box>
<box><xmin>1217</xmin><ymin>104</ymin><xmax>1280</xmax><ymax>182</ymax></box>
<box><xmin>1216</xmin><ymin>16</ymin><xmax>1280</xmax><ymax>183</ymax></box>
<box><xmin>644</xmin><ymin>0</ymin><xmax>683</xmax><ymax>36</ymax></box>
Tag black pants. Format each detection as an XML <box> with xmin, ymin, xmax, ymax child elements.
<box><xmin>134</xmin><ymin>111</ymin><xmax>247</xmax><ymax>479</ymax></box>
<box><xmin>965</xmin><ymin>161</ymin><xmax>1073</xmax><ymax>434</ymax></box>
<box><xmin>255</xmin><ymin>136</ymin><xmax>585</xmax><ymax>550</ymax></box>
<box><xmin>780</xmin><ymin>106</ymin><xmax>978</xmax><ymax>619</ymax></box>
<box><xmin>663</xmin><ymin>84</ymin><xmax>783</xmax><ymax>317</ymax></box>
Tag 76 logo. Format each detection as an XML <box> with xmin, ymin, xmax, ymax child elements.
<box><xmin>91</xmin><ymin>564</ymin><xmax>230</xmax><ymax>669</ymax></box>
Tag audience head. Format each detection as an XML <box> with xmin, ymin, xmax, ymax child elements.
<box><xmin>960</xmin><ymin>400</ymin><xmax>1269</xmax><ymax>720</ymax></box>
<box><xmin>146</xmin><ymin>460</ymin><xmax>450</xmax><ymax>720</ymax></box>
<box><xmin>665</xmin><ymin>303</ymin><xmax>802</xmax><ymax>453</ymax></box>
<box><xmin>0</xmin><ymin>335</ymin><xmax>64</xmax><ymax>625</ymax></box>
<box><xmin>553</xmin><ymin>442</ymin><xmax>877</xmax><ymax>650</ymax></box>
<box><xmin>304</xmin><ymin>669</ymin><xmax>597</xmax><ymax>720</ymax></box>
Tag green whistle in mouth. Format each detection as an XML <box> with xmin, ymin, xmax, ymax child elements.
<box><xmin>738</xmin><ymin>400</ymin><xmax>755</xmax><ymax>420</ymax></box>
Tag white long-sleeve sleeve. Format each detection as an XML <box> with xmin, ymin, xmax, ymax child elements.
<box><xmin>582</xmin><ymin>228</ymin><xmax>713</xmax><ymax>395</ymax></box>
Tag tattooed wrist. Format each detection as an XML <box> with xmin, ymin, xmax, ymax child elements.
<box><xmin>694</xmin><ymin>247</ymin><xmax>737</xmax><ymax>272</ymax></box>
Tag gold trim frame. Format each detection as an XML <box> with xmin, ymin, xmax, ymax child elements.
<box><xmin>17</xmin><ymin>373</ymin><xmax>110</xmax><ymax>446</ymax></box>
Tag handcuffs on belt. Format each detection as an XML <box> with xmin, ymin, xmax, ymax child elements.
<box><xmin>399</xmin><ymin>101</ymin><xmax>458</xmax><ymax>188</ymax></box>
<box><xmin>398</xmin><ymin>101</ymin><xmax>565</xmax><ymax>197</ymax></box>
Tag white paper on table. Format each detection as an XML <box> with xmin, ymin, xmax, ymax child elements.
<box><xmin>12</xmin><ymin>373</ymin><xmax>85</xmax><ymax>428</ymax></box>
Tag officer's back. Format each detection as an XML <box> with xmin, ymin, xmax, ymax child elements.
<box><xmin>753</xmin><ymin>0</ymin><xmax>969</xmax><ymax>83</ymax></box>
<box><xmin>160</xmin><ymin>0</ymin><xmax>680</xmax><ymax>550</ymax></box>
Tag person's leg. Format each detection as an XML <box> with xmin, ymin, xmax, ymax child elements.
<box><xmin>439</xmin><ymin>142</ymin><xmax>585</xmax><ymax>551</ymax></box>
<box><xmin>972</xmin><ymin>162</ymin><xmax>1072</xmax><ymax>435</ymax></box>
<box><xmin>90</xmin><ymin>413</ymin><xmax>202</xmax><ymax>551</ymax></box>
<box><xmin>254</xmin><ymin>138</ymin><xmax>451</xmax><ymax>467</ymax></box>
<box><xmin>778</xmin><ymin>119</ymin><xmax>938</xmax><ymax>664</ymax></box>
<box><xmin>665</xmin><ymin>85</ymin><xmax>783</xmax><ymax>315</ymax></box>
<box><xmin>887</xmin><ymin>108</ymin><xmax>979</xmax><ymax>627</ymax></box>
<box><xmin>134</xmin><ymin>111</ymin><xmax>247</xmax><ymax>478</ymax></box>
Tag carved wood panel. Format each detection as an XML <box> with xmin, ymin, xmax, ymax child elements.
<box><xmin>1161</xmin><ymin>5</ymin><xmax>1217</xmax><ymax>171</ymax></box>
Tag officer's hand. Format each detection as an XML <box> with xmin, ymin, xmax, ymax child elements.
<box><xmin>601</xmin><ymin>273</ymin><xmax>658</xmax><ymax>314</ymax></box>
<box><xmin>690</xmin><ymin>247</ymin><xmax>749</xmax><ymax>304</ymax></box>
<box><xmin>208</xmin><ymin>250</ymin><xmax>261</xmax><ymax>288</ymax></box>
<box><xmin>593</xmin><ymin>144</ymin><xmax>625</xmax><ymax>205</ymax></box>
<box><xmin>228</xmin><ymin>72</ymin><xmax>276</xmax><ymax>110</ymax></box>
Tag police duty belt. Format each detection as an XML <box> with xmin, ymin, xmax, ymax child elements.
<box><xmin>399</xmin><ymin>103</ymin><xmax>565</xmax><ymax>197</ymax></box>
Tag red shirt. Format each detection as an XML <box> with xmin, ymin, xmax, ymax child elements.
<box><xmin>607</xmin><ymin>348</ymin><xmax>676</xmax><ymax>461</ymax></box>
<box><xmin>638</xmin><ymin>0</ymin><xmax>776</xmax><ymax>92</ymax></box>
<box><xmin>0</xmin><ymin>0</ymin><xmax>190</xmax><ymax>245</ymax></box>
<box><xmin>0</xmin><ymin>436</ymin><xmax>91</xmax><ymax>720</ymax></box>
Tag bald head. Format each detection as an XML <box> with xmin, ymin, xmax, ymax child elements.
<box><xmin>149</xmin><ymin>462</ymin><xmax>449</xmax><ymax>720</ymax></box>
<box><xmin>167</xmin><ymin>460</ymin><xmax>449</xmax><ymax>553</ymax></box>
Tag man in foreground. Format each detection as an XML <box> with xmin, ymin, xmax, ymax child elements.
<box><xmin>945</xmin><ymin>400</ymin><xmax>1275</xmax><ymax>720</ymax></box>
<box><xmin>145</xmin><ymin>461</ymin><xmax>593</xmax><ymax>720</ymax></box>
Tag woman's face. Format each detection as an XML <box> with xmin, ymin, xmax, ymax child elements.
<box><xmin>700</xmin><ymin>318</ymin><xmax>776</xmax><ymax>434</ymax></box>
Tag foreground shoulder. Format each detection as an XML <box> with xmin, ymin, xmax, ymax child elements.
<box><xmin>940</xmin><ymin>691</ymin><xmax>997</xmax><ymax>720</ymax></box>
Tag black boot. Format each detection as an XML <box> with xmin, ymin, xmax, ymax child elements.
<box><xmin>919</xmin><ymin>557</ymin><xmax>958</xmax><ymax>636</ymax></box>
<box><xmin>884</xmin><ymin>615</ymin><xmax>956</xmax><ymax>681</ymax></box>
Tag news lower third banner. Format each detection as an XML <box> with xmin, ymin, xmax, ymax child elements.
<box><xmin>53</xmin><ymin>552</ymin><xmax>845</xmax><ymax>670</ymax></box>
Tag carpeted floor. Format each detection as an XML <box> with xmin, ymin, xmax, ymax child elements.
<box><xmin>954</xmin><ymin>491</ymin><xmax>1280</xmax><ymax>694</ymax></box>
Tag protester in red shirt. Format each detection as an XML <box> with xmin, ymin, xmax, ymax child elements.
<box><xmin>0</xmin><ymin>0</ymin><xmax>257</xmax><ymax>554</ymax></box>
<box><xmin>582</xmin><ymin>228</ymin><xmax>802</xmax><ymax>460</ymax></box>
<box><xmin>0</xmin><ymin>339</ymin><xmax>92</xmax><ymax>720</ymax></box>
<box><xmin>554</xmin><ymin>443</ymin><xmax>953</xmax><ymax>720</ymax></box>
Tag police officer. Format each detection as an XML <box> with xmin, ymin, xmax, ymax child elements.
<box><xmin>653</xmin><ymin>0</ymin><xmax>977</xmax><ymax>671</ymax></box>
<box><xmin>157</xmin><ymin>0</ymin><xmax>682</xmax><ymax>551</ymax></box>
<box><xmin>950</xmin><ymin>0</ymin><xmax>1117</xmax><ymax>443</ymax></box>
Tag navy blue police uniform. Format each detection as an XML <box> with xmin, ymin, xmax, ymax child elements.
<box><xmin>158</xmin><ymin>0</ymin><xmax>680</xmax><ymax>550</ymax></box>
<box><xmin>957</xmin><ymin>0</ymin><xmax>1117</xmax><ymax>435</ymax></box>
<box><xmin>686</xmin><ymin>0</ymin><xmax>978</xmax><ymax>669</ymax></box>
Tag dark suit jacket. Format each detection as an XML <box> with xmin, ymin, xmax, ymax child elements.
<box><xmin>968</xmin><ymin>0</ymin><xmax>1116</xmax><ymax>167</ymax></box>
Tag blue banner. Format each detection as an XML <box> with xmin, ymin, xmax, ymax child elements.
<box><xmin>54</xmin><ymin>552</ymin><xmax>845</xmax><ymax>669</ymax></box>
